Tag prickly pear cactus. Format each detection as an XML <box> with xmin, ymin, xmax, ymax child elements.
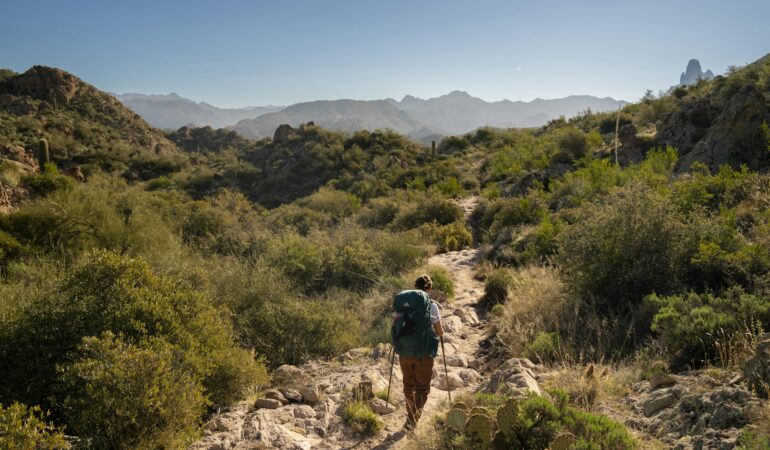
<box><xmin>495</xmin><ymin>398</ymin><xmax>519</xmax><ymax>438</ymax></box>
<box><xmin>550</xmin><ymin>432</ymin><xmax>577</xmax><ymax>450</ymax></box>
<box><xmin>469</xmin><ymin>406</ymin><xmax>489</xmax><ymax>417</ymax></box>
<box><xmin>446</xmin><ymin>408</ymin><xmax>467</xmax><ymax>433</ymax></box>
<box><xmin>465</xmin><ymin>414</ymin><xmax>492</xmax><ymax>447</ymax></box>
<box><xmin>452</xmin><ymin>402</ymin><xmax>469</xmax><ymax>411</ymax></box>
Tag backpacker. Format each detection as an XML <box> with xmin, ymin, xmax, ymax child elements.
<box><xmin>391</xmin><ymin>289</ymin><xmax>439</xmax><ymax>358</ymax></box>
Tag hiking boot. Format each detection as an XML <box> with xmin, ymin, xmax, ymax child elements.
<box><xmin>402</xmin><ymin>418</ymin><xmax>417</xmax><ymax>432</ymax></box>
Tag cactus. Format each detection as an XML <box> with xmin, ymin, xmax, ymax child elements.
<box><xmin>37</xmin><ymin>139</ymin><xmax>49</xmax><ymax>173</ymax></box>
<box><xmin>431</xmin><ymin>140</ymin><xmax>436</xmax><ymax>158</ymax></box>
<box><xmin>496</xmin><ymin>399</ymin><xmax>519</xmax><ymax>438</ymax></box>
<box><xmin>452</xmin><ymin>402</ymin><xmax>469</xmax><ymax>411</ymax></box>
<box><xmin>464</xmin><ymin>414</ymin><xmax>492</xmax><ymax>447</ymax></box>
<box><xmin>550</xmin><ymin>432</ymin><xmax>577</xmax><ymax>450</ymax></box>
<box><xmin>446</xmin><ymin>408</ymin><xmax>467</xmax><ymax>433</ymax></box>
<box><xmin>469</xmin><ymin>406</ymin><xmax>489</xmax><ymax>417</ymax></box>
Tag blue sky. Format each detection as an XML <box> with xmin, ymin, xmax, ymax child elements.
<box><xmin>2</xmin><ymin>0</ymin><xmax>768</xmax><ymax>107</ymax></box>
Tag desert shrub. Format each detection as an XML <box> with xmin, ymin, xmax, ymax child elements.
<box><xmin>488</xmin><ymin>196</ymin><xmax>547</xmax><ymax>237</ymax></box>
<box><xmin>264</xmin><ymin>233</ymin><xmax>325</xmax><ymax>291</ymax></box>
<box><xmin>0</xmin><ymin>229</ymin><xmax>23</xmax><ymax>267</ymax></box>
<box><xmin>298</xmin><ymin>187</ymin><xmax>361</xmax><ymax>221</ymax></box>
<box><xmin>525</xmin><ymin>332</ymin><xmax>561</xmax><ymax>364</ymax></box>
<box><xmin>558</xmin><ymin>185</ymin><xmax>692</xmax><ymax>309</ymax></box>
<box><xmin>343</xmin><ymin>402</ymin><xmax>383</xmax><ymax>435</ymax></box>
<box><xmin>424</xmin><ymin>265</ymin><xmax>455</xmax><ymax>299</ymax></box>
<box><xmin>552</xmin><ymin>126</ymin><xmax>589</xmax><ymax>163</ymax></box>
<box><xmin>357</xmin><ymin>197</ymin><xmax>401</xmax><ymax>228</ymax></box>
<box><xmin>482</xmin><ymin>268</ymin><xmax>515</xmax><ymax>306</ymax></box>
<box><xmin>216</xmin><ymin>263</ymin><xmax>359</xmax><ymax>367</ymax></box>
<box><xmin>434</xmin><ymin>176</ymin><xmax>465</xmax><ymax>197</ymax></box>
<box><xmin>392</xmin><ymin>196</ymin><xmax>464</xmax><ymax>230</ymax></box>
<box><xmin>60</xmin><ymin>333</ymin><xmax>205</xmax><ymax>450</ymax></box>
<box><xmin>265</xmin><ymin>203</ymin><xmax>331</xmax><ymax>236</ymax></box>
<box><xmin>647</xmin><ymin>288</ymin><xmax>769</xmax><ymax>368</ymax></box>
<box><xmin>0</xmin><ymin>251</ymin><xmax>262</xmax><ymax>412</ymax></box>
<box><xmin>492</xmin><ymin>267</ymin><xmax>569</xmax><ymax>360</ymax></box>
<box><xmin>0</xmin><ymin>402</ymin><xmax>69</xmax><ymax>450</ymax></box>
<box><xmin>376</xmin><ymin>232</ymin><xmax>426</xmax><ymax>273</ymax></box>
<box><xmin>22</xmin><ymin>163</ymin><xmax>74</xmax><ymax>195</ymax></box>
<box><xmin>418</xmin><ymin>221</ymin><xmax>473</xmax><ymax>252</ymax></box>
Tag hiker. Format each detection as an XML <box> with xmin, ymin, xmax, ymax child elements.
<box><xmin>392</xmin><ymin>274</ymin><xmax>444</xmax><ymax>431</ymax></box>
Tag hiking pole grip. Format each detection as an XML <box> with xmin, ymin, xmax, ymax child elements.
<box><xmin>440</xmin><ymin>335</ymin><xmax>451</xmax><ymax>402</ymax></box>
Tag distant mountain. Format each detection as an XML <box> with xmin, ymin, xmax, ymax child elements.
<box><xmin>390</xmin><ymin>90</ymin><xmax>627</xmax><ymax>135</ymax></box>
<box><xmin>679</xmin><ymin>59</ymin><xmax>714</xmax><ymax>86</ymax></box>
<box><xmin>116</xmin><ymin>93</ymin><xmax>283</xmax><ymax>129</ymax></box>
<box><xmin>229</xmin><ymin>99</ymin><xmax>443</xmax><ymax>140</ymax></box>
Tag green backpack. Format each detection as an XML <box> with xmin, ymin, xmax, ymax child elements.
<box><xmin>391</xmin><ymin>289</ymin><xmax>439</xmax><ymax>358</ymax></box>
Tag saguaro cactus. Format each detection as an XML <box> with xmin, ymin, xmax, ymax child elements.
<box><xmin>431</xmin><ymin>140</ymin><xmax>436</xmax><ymax>158</ymax></box>
<box><xmin>37</xmin><ymin>139</ymin><xmax>49</xmax><ymax>172</ymax></box>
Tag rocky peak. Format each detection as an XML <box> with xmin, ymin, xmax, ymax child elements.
<box><xmin>680</xmin><ymin>59</ymin><xmax>715</xmax><ymax>86</ymax></box>
<box><xmin>0</xmin><ymin>65</ymin><xmax>94</xmax><ymax>106</ymax></box>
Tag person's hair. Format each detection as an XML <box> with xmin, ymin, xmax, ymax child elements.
<box><xmin>415</xmin><ymin>274</ymin><xmax>433</xmax><ymax>291</ymax></box>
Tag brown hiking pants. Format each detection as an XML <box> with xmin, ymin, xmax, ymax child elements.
<box><xmin>399</xmin><ymin>355</ymin><xmax>434</xmax><ymax>426</ymax></box>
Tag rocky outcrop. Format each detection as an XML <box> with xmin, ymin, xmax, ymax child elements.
<box><xmin>478</xmin><ymin>358</ymin><xmax>543</xmax><ymax>396</ymax></box>
<box><xmin>680</xmin><ymin>59</ymin><xmax>715</xmax><ymax>87</ymax></box>
<box><xmin>676</xmin><ymin>85</ymin><xmax>768</xmax><ymax>171</ymax></box>
<box><xmin>625</xmin><ymin>371</ymin><xmax>763</xmax><ymax>449</ymax></box>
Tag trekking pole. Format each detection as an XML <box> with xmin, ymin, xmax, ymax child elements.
<box><xmin>386</xmin><ymin>344</ymin><xmax>396</xmax><ymax>404</ymax></box>
<box><xmin>440</xmin><ymin>335</ymin><xmax>452</xmax><ymax>402</ymax></box>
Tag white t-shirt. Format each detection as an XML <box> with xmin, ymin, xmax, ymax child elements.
<box><xmin>430</xmin><ymin>302</ymin><xmax>441</xmax><ymax>324</ymax></box>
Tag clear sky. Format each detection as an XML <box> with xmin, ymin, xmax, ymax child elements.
<box><xmin>2</xmin><ymin>0</ymin><xmax>768</xmax><ymax>107</ymax></box>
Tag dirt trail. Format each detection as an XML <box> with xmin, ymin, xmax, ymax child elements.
<box><xmin>191</xmin><ymin>197</ymin><xmax>488</xmax><ymax>450</ymax></box>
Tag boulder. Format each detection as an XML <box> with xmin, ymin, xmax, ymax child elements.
<box><xmin>263</xmin><ymin>389</ymin><xmax>289</xmax><ymax>405</ymax></box>
<box><xmin>434</xmin><ymin>372</ymin><xmax>464</xmax><ymax>390</ymax></box>
<box><xmin>282</xmin><ymin>388</ymin><xmax>303</xmax><ymax>403</ymax></box>
<box><xmin>273</xmin><ymin>124</ymin><xmax>297</xmax><ymax>144</ymax></box>
<box><xmin>300</xmin><ymin>385</ymin><xmax>319</xmax><ymax>404</ymax></box>
<box><xmin>443</xmin><ymin>316</ymin><xmax>463</xmax><ymax>334</ymax></box>
<box><xmin>649</xmin><ymin>372</ymin><xmax>677</xmax><ymax>390</ymax></box>
<box><xmin>446</xmin><ymin>354</ymin><xmax>469</xmax><ymax>368</ymax></box>
<box><xmin>480</xmin><ymin>358</ymin><xmax>541</xmax><ymax>395</ymax></box>
<box><xmin>370</xmin><ymin>398</ymin><xmax>397</xmax><ymax>415</ymax></box>
<box><xmin>643</xmin><ymin>387</ymin><xmax>681</xmax><ymax>417</ymax></box>
<box><xmin>255</xmin><ymin>397</ymin><xmax>283</xmax><ymax>410</ymax></box>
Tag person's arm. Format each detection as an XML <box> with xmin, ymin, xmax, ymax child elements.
<box><xmin>430</xmin><ymin>301</ymin><xmax>444</xmax><ymax>337</ymax></box>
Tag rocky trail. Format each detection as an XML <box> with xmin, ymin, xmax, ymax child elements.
<box><xmin>190</xmin><ymin>197</ymin><xmax>500</xmax><ymax>450</ymax></box>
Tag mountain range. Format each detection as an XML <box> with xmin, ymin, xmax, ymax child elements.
<box><xmin>116</xmin><ymin>91</ymin><xmax>627</xmax><ymax>140</ymax></box>
<box><xmin>115</xmin><ymin>93</ymin><xmax>282</xmax><ymax>129</ymax></box>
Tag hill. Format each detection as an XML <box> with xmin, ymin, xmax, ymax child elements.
<box><xmin>229</xmin><ymin>99</ymin><xmax>443</xmax><ymax>139</ymax></box>
<box><xmin>0</xmin><ymin>66</ymin><xmax>177</xmax><ymax>168</ymax></box>
<box><xmin>116</xmin><ymin>92</ymin><xmax>283</xmax><ymax>129</ymax></box>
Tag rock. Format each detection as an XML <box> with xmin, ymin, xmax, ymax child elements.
<box><xmin>649</xmin><ymin>372</ymin><xmax>677</xmax><ymax>390</ymax></box>
<box><xmin>273</xmin><ymin>124</ymin><xmax>297</xmax><ymax>144</ymax></box>
<box><xmin>263</xmin><ymin>389</ymin><xmax>289</xmax><ymax>405</ymax></box>
<box><xmin>481</xmin><ymin>358</ymin><xmax>541</xmax><ymax>395</ymax></box>
<box><xmin>679</xmin><ymin>59</ymin><xmax>714</xmax><ymax>86</ymax></box>
<box><xmin>443</xmin><ymin>316</ymin><xmax>463</xmax><ymax>334</ymax></box>
<box><xmin>272</xmin><ymin>365</ymin><xmax>304</xmax><ymax>386</ymax></box>
<box><xmin>61</xmin><ymin>166</ymin><xmax>85</xmax><ymax>182</ymax></box>
<box><xmin>292</xmin><ymin>405</ymin><xmax>316</xmax><ymax>419</ymax></box>
<box><xmin>282</xmin><ymin>388</ymin><xmax>303</xmax><ymax>403</ymax></box>
<box><xmin>434</xmin><ymin>372</ymin><xmax>464</xmax><ymax>390</ymax></box>
<box><xmin>643</xmin><ymin>388</ymin><xmax>680</xmax><ymax>417</ymax></box>
<box><xmin>743</xmin><ymin>333</ymin><xmax>770</xmax><ymax>398</ymax></box>
<box><xmin>370</xmin><ymin>398</ymin><xmax>397</xmax><ymax>415</ymax></box>
<box><xmin>459</xmin><ymin>368</ymin><xmax>481</xmax><ymax>384</ymax></box>
<box><xmin>446</xmin><ymin>354</ymin><xmax>469</xmax><ymax>367</ymax></box>
<box><xmin>300</xmin><ymin>385</ymin><xmax>319</xmax><ymax>404</ymax></box>
<box><xmin>255</xmin><ymin>397</ymin><xmax>283</xmax><ymax>410</ymax></box>
<box><xmin>371</xmin><ymin>343</ymin><xmax>389</xmax><ymax>359</ymax></box>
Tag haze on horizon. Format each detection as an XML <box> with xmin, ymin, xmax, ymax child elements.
<box><xmin>2</xmin><ymin>0</ymin><xmax>769</xmax><ymax>108</ymax></box>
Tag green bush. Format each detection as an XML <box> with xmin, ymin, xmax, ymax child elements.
<box><xmin>357</xmin><ymin>197</ymin><xmax>400</xmax><ymax>228</ymax></box>
<box><xmin>22</xmin><ymin>163</ymin><xmax>74</xmax><ymax>195</ymax></box>
<box><xmin>0</xmin><ymin>251</ymin><xmax>263</xmax><ymax>413</ymax></box>
<box><xmin>419</xmin><ymin>221</ymin><xmax>473</xmax><ymax>252</ymax></box>
<box><xmin>482</xmin><ymin>268</ymin><xmax>515</xmax><ymax>306</ymax></box>
<box><xmin>647</xmin><ymin>288</ymin><xmax>770</xmax><ymax>367</ymax></box>
<box><xmin>558</xmin><ymin>185</ymin><xmax>692</xmax><ymax>309</ymax></box>
<box><xmin>0</xmin><ymin>402</ymin><xmax>68</xmax><ymax>450</ymax></box>
<box><xmin>393</xmin><ymin>197</ymin><xmax>464</xmax><ymax>230</ymax></box>
<box><xmin>299</xmin><ymin>187</ymin><xmax>361</xmax><ymax>221</ymax></box>
<box><xmin>426</xmin><ymin>265</ymin><xmax>455</xmax><ymax>298</ymax></box>
<box><xmin>60</xmin><ymin>333</ymin><xmax>205</xmax><ymax>450</ymax></box>
<box><xmin>343</xmin><ymin>401</ymin><xmax>383</xmax><ymax>435</ymax></box>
